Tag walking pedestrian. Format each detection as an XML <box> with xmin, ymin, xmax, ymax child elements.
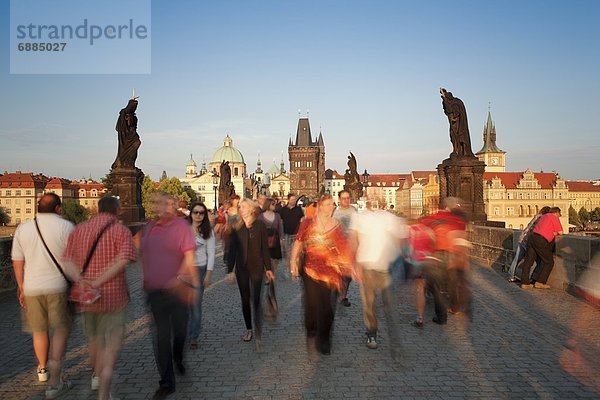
<box><xmin>333</xmin><ymin>189</ymin><xmax>356</xmax><ymax>307</ymax></box>
<box><xmin>291</xmin><ymin>194</ymin><xmax>353</xmax><ymax>356</ymax></box>
<box><xmin>136</xmin><ymin>192</ymin><xmax>198</xmax><ymax>400</ymax></box>
<box><xmin>226</xmin><ymin>199</ymin><xmax>274</xmax><ymax>351</ymax></box>
<box><xmin>278</xmin><ymin>194</ymin><xmax>304</xmax><ymax>268</ymax></box>
<box><xmin>350</xmin><ymin>201</ymin><xmax>406</xmax><ymax>356</ymax></box>
<box><xmin>62</xmin><ymin>196</ymin><xmax>136</xmax><ymax>400</ymax></box>
<box><xmin>11</xmin><ymin>193</ymin><xmax>75</xmax><ymax>399</ymax></box>
<box><xmin>259</xmin><ymin>198</ymin><xmax>285</xmax><ymax>317</ymax></box>
<box><xmin>186</xmin><ymin>202</ymin><xmax>215</xmax><ymax>350</ymax></box>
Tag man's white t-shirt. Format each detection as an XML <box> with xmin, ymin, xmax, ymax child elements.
<box><xmin>350</xmin><ymin>210</ymin><xmax>407</xmax><ymax>271</ymax></box>
<box><xmin>11</xmin><ymin>213</ymin><xmax>75</xmax><ymax>296</ymax></box>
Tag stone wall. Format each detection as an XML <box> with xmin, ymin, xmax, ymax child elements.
<box><xmin>470</xmin><ymin>224</ymin><xmax>600</xmax><ymax>295</ymax></box>
<box><xmin>0</xmin><ymin>237</ymin><xmax>16</xmax><ymax>290</ymax></box>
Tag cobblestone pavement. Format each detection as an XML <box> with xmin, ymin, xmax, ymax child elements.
<box><xmin>1</xmin><ymin>242</ymin><xmax>599</xmax><ymax>399</ymax></box>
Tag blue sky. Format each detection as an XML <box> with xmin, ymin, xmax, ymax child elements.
<box><xmin>1</xmin><ymin>0</ymin><xmax>599</xmax><ymax>181</ymax></box>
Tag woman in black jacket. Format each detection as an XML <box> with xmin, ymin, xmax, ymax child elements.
<box><xmin>226</xmin><ymin>199</ymin><xmax>274</xmax><ymax>350</ymax></box>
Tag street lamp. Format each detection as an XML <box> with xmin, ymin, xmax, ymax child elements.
<box><xmin>212</xmin><ymin>172</ymin><xmax>219</xmax><ymax>214</ymax></box>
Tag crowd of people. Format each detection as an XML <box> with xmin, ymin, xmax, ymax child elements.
<box><xmin>15</xmin><ymin>189</ymin><xmax>560</xmax><ymax>399</ymax></box>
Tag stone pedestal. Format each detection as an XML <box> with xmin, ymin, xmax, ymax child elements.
<box><xmin>111</xmin><ymin>167</ymin><xmax>145</xmax><ymax>224</ymax></box>
<box><xmin>437</xmin><ymin>156</ymin><xmax>487</xmax><ymax>223</ymax></box>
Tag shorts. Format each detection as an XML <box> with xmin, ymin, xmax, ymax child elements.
<box><xmin>82</xmin><ymin>308</ymin><xmax>127</xmax><ymax>348</ymax></box>
<box><xmin>23</xmin><ymin>292</ymin><xmax>72</xmax><ymax>333</ymax></box>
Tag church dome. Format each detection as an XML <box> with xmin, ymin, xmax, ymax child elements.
<box><xmin>211</xmin><ymin>135</ymin><xmax>245</xmax><ymax>164</ymax></box>
<box><xmin>268</xmin><ymin>161</ymin><xmax>280</xmax><ymax>176</ymax></box>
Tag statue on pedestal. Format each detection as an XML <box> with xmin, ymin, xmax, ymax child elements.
<box><xmin>112</xmin><ymin>98</ymin><xmax>141</xmax><ymax>170</ymax></box>
<box><xmin>343</xmin><ymin>151</ymin><xmax>363</xmax><ymax>202</ymax></box>
<box><xmin>218</xmin><ymin>160</ymin><xmax>235</xmax><ymax>204</ymax></box>
<box><xmin>440</xmin><ymin>88</ymin><xmax>474</xmax><ymax>158</ymax></box>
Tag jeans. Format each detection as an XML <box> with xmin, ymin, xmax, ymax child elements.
<box><xmin>424</xmin><ymin>253</ymin><xmax>448</xmax><ymax>322</ymax></box>
<box><xmin>188</xmin><ymin>265</ymin><xmax>207</xmax><ymax>341</ymax></box>
<box><xmin>147</xmin><ymin>290</ymin><xmax>189</xmax><ymax>390</ymax></box>
<box><xmin>508</xmin><ymin>243</ymin><xmax>527</xmax><ymax>279</ymax></box>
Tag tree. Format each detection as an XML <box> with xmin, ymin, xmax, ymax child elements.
<box><xmin>0</xmin><ymin>207</ymin><xmax>10</xmax><ymax>226</ymax></box>
<box><xmin>101</xmin><ymin>172</ymin><xmax>113</xmax><ymax>193</ymax></box>
<box><xmin>184</xmin><ymin>187</ymin><xmax>198</xmax><ymax>203</ymax></box>
<box><xmin>578</xmin><ymin>207</ymin><xmax>590</xmax><ymax>225</ymax></box>
<box><xmin>568</xmin><ymin>206</ymin><xmax>580</xmax><ymax>227</ymax></box>
<box><xmin>62</xmin><ymin>199</ymin><xmax>89</xmax><ymax>224</ymax></box>
<box><xmin>591</xmin><ymin>207</ymin><xmax>600</xmax><ymax>222</ymax></box>
<box><xmin>141</xmin><ymin>175</ymin><xmax>158</xmax><ymax>219</ymax></box>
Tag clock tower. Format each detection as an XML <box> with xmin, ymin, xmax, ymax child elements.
<box><xmin>475</xmin><ymin>109</ymin><xmax>506</xmax><ymax>173</ymax></box>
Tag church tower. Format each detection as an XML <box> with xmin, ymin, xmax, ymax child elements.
<box><xmin>288</xmin><ymin>114</ymin><xmax>325</xmax><ymax>199</ymax></box>
<box><xmin>475</xmin><ymin>109</ymin><xmax>506</xmax><ymax>173</ymax></box>
<box><xmin>186</xmin><ymin>154</ymin><xmax>197</xmax><ymax>178</ymax></box>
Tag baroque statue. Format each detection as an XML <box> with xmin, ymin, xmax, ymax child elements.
<box><xmin>343</xmin><ymin>151</ymin><xmax>363</xmax><ymax>202</ymax></box>
<box><xmin>218</xmin><ymin>160</ymin><xmax>235</xmax><ymax>202</ymax></box>
<box><xmin>112</xmin><ymin>97</ymin><xmax>141</xmax><ymax>170</ymax></box>
<box><xmin>440</xmin><ymin>88</ymin><xmax>474</xmax><ymax>158</ymax></box>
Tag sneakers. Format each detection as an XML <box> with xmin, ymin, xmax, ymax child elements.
<box><xmin>45</xmin><ymin>380</ymin><xmax>72</xmax><ymax>399</ymax></box>
<box><xmin>534</xmin><ymin>282</ymin><xmax>551</xmax><ymax>289</ymax></box>
<box><xmin>37</xmin><ymin>366</ymin><xmax>49</xmax><ymax>382</ymax></box>
<box><xmin>366</xmin><ymin>336</ymin><xmax>378</xmax><ymax>349</ymax></box>
<box><xmin>91</xmin><ymin>374</ymin><xmax>99</xmax><ymax>390</ymax></box>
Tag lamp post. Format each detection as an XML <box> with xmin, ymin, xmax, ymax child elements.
<box><xmin>212</xmin><ymin>172</ymin><xmax>219</xmax><ymax>214</ymax></box>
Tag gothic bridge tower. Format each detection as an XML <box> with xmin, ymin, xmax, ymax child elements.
<box><xmin>288</xmin><ymin>114</ymin><xmax>325</xmax><ymax>200</ymax></box>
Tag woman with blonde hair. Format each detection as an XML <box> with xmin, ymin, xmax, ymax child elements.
<box><xmin>291</xmin><ymin>194</ymin><xmax>353</xmax><ymax>355</ymax></box>
<box><xmin>226</xmin><ymin>199</ymin><xmax>274</xmax><ymax>350</ymax></box>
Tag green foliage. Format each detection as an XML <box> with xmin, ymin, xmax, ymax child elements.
<box><xmin>578</xmin><ymin>207</ymin><xmax>590</xmax><ymax>225</ymax></box>
<box><xmin>61</xmin><ymin>199</ymin><xmax>89</xmax><ymax>225</ymax></box>
<box><xmin>101</xmin><ymin>172</ymin><xmax>113</xmax><ymax>193</ymax></box>
<box><xmin>185</xmin><ymin>187</ymin><xmax>198</xmax><ymax>203</ymax></box>
<box><xmin>591</xmin><ymin>207</ymin><xmax>600</xmax><ymax>221</ymax></box>
<box><xmin>141</xmin><ymin>175</ymin><xmax>158</xmax><ymax>219</ymax></box>
<box><xmin>0</xmin><ymin>207</ymin><xmax>10</xmax><ymax>225</ymax></box>
<box><xmin>568</xmin><ymin>206</ymin><xmax>580</xmax><ymax>227</ymax></box>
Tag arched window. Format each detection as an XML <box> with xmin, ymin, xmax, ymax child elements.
<box><xmin>234</xmin><ymin>167</ymin><xmax>239</xmax><ymax>176</ymax></box>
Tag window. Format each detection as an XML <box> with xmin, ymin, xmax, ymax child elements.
<box><xmin>25</xmin><ymin>208</ymin><xmax>31</xmax><ymax>214</ymax></box>
<box><xmin>6</xmin><ymin>208</ymin><xmax>10</xmax><ymax>214</ymax></box>
<box><xmin>26</xmin><ymin>190</ymin><xmax>32</xmax><ymax>195</ymax></box>
<box><xmin>91</xmin><ymin>189</ymin><xmax>98</xmax><ymax>197</ymax></box>
<box><xmin>79</xmin><ymin>189</ymin><xmax>86</xmax><ymax>197</ymax></box>
<box><xmin>85</xmin><ymin>200</ymin><xmax>89</xmax><ymax>206</ymax></box>
<box><xmin>15</xmin><ymin>190</ymin><xmax>21</xmax><ymax>196</ymax></box>
<box><xmin>494</xmin><ymin>207</ymin><xmax>500</xmax><ymax>216</ymax></box>
<box><xmin>26</xmin><ymin>199</ymin><xmax>32</xmax><ymax>205</ymax></box>
<box><xmin>16</xmin><ymin>218</ymin><xmax>21</xmax><ymax>224</ymax></box>
<box><xmin>6</xmin><ymin>190</ymin><xmax>11</xmax><ymax>196</ymax></box>
<box><xmin>15</xmin><ymin>199</ymin><xmax>20</xmax><ymax>204</ymax></box>
<box><xmin>16</xmin><ymin>208</ymin><xmax>21</xmax><ymax>214</ymax></box>
<box><xmin>6</xmin><ymin>199</ymin><xmax>10</xmax><ymax>205</ymax></box>
<box><xmin>234</xmin><ymin>167</ymin><xmax>239</xmax><ymax>176</ymax></box>
<box><xmin>507</xmin><ymin>207</ymin><xmax>514</xmax><ymax>216</ymax></box>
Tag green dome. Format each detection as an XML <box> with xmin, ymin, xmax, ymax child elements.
<box><xmin>211</xmin><ymin>135</ymin><xmax>245</xmax><ymax>164</ymax></box>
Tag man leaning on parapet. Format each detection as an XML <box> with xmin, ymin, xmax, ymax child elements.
<box><xmin>11</xmin><ymin>193</ymin><xmax>75</xmax><ymax>399</ymax></box>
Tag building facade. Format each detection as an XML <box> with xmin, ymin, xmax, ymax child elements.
<box><xmin>324</xmin><ymin>169</ymin><xmax>346</xmax><ymax>197</ymax></box>
<box><xmin>288</xmin><ymin>116</ymin><xmax>325</xmax><ymax>199</ymax></box>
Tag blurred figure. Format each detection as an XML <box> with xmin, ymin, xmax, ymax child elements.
<box><xmin>404</xmin><ymin>220</ymin><xmax>436</xmax><ymax>328</ymax></box>
<box><xmin>520</xmin><ymin>207</ymin><xmax>564</xmax><ymax>289</ymax></box>
<box><xmin>333</xmin><ymin>190</ymin><xmax>357</xmax><ymax>307</ymax></box>
<box><xmin>507</xmin><ymin>206</ymin><xmax>551</xmax><ymax>282</ymax></box>
<box><xmin>256</xmin><ymin>193</ymin><xmax>267</xmax><ymax>211</ymax></box>
<box><xmin>259</xmin><ymin>198</ymin><xmax>285</xmax><ymax>317</ymax></box>
<box><xmin>63</xmin><ymin>196</ymin><xmax>136</xmax><ymax>400</ymax></box>
<box><xmin>186</xmin><ymin>202</ymin><xmax>215</xmax><ymax>350</ymax></box>
<box><xmin>222</xmin><ymin>195</ymin><xmax>241</xmax><ymax>263</ymax></box>
<box><xmin>304</xmin><ymin>200</ymin><xmax>317</xmax><ymax>219</ymax></box>
<box><xmin>419</xmin><ymin>197</ymin><xmax>467</xmax><ymax>325</ymax></box>
<box><xmin>561</xmin><ymin>253</ymin><xmax>600</xmax><ymax>394</ymax></box>
<box><xmin>350</xmin><ymin>202</ymin><xmax>406</xmax><ymax>355</ymax></box>
<box><xmin>278</xmin><ymin>194</ymin><xmax>304</xmax><ymax>268</ymax></box>
<box><xmin>136</xmin><ymin>192</ymin><xmax>198</xmax><ymax>400</ymax></box>
<box><xmin>11</xmin><ymin>193</ymin><xmax>74</xmax><ymax>399</ymax></box>
<box><xmin>176</xmin><ymin>200</ymin><xmax>190</xmax><ymax>218</ymax></box>
<box><xmin>291</xmin><ymin>195</ymin><xmax>353</xmax><ymax>356</ymax></box>
<box><xmin>226</xmin><ymin>199</ymin><xmax>274</xmax><ymax>350</ymax></box>
<box><xmin>446</xmin><ymin>208</ymin><xmax>472</xmax><ymax>317</ymax></box>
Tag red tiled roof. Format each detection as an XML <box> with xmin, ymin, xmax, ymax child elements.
<box><xmin>366</xmin><ymin>174</ymin><xmax>411</xmax><ymax>187</ymax></box>
<box><xmin>46</xmin><ymin>177</ymin><xmax>74</xmax><ymax>189</ymax></box>
<box><xmin>566</xmin><ymin>181</ymin><xmax>600</xmax><ymax>192</ymax></box>
<box><xmin>483</xmin><ymin>172</ymin><xmax>559</xmax><ymax>189</ymax></box>
<box><xmin>0</xmin><ymin>172</ymin><xmax>48</xmax><ymax>188</ymax></box>
<box><xmin>412</xmin><ymin>171</ymin><xmax>436</xmax><ymax>180</ymax></box>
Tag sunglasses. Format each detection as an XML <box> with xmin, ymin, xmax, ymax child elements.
<box><xmin>192</xmin><ymin>210</ymin><xmax>206</xmax><ymax>215</ymax></box>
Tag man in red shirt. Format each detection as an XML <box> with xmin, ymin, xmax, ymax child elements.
<box><xmin>520</xmin><ymin>207</ymin><xmax>563</xmax><ymax>289</ymax></box>
<box><xmin>63</xmin><ymin>196</ymin><xmax>136</xmax><ymax>400</ymax></box>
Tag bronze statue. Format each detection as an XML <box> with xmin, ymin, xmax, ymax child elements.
<box><xmin>112</xmin><ymin>98</ymin><xmax>141</xmax><ymax>169</ymax></box>
<box><xmin>219</xmin><ymin>160</ymin><xmax>231</xmax><ymax>189</ymax></box>
<box><xmin>440</xmin><ymin>88</ymin><xmax>474</xmax><ymax>158</ymax></box>
<box><xmin>347</xmin><ymin>152</ymin><xmax>358</xmax><ymax>175</ymax></box>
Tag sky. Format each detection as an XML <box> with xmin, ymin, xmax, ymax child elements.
<box><xmin>1</xmin><ymin>0</ymin><xmax>599</xmax><ymax>182</ymax></box>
